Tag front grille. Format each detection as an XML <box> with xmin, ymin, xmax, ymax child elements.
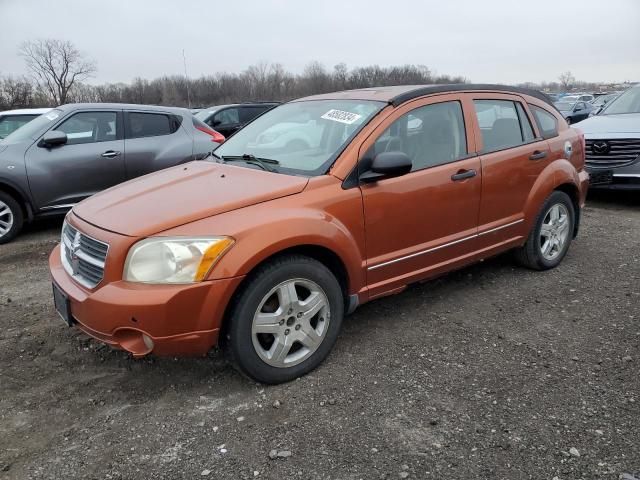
<box><xmin>60</xmin><ymin>222</ymin><xmax>109</xmax><ymax>289</ymax></box>
<box><xmin>585</xmin><ymin>138</ymin><xmax>640</xmax><ymax>169</ymax></box>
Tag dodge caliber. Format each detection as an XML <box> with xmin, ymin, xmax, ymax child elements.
<box><xmin>49</xmin><ymin>85</ymin><xmax>588</xmax><ymax>384</ymax></box>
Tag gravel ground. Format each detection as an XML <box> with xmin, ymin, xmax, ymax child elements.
<box><xmin>1</xmin><ymin>191</ymin><xmax>639</xmax><ymax>480</ymax></box>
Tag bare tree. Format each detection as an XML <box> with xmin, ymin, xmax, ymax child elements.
<box><xmin>0</xmin><ymin>76</ymin><xmax>34</xmax><ymax>108</ymax></box>
<box><xmin>19</xmin><ymin>39</ymin><xmax>96</xmax><ymax>105</ymax></box>
<box><xmin>558</xmin><ymin>71</ymin><xmax>576</xmax><ymax>91</ymax></box>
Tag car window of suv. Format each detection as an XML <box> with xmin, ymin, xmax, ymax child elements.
<box><xmin>239</xmin><ymin>106</ymin><xmax>270</xmax><ymax>124</ymax></box>
<box><xmin>372</xmin><ymin>101</ymin><xmax>467</xmax><ymax>172</ymax></box>
<box><xmin>57</xmin><ymin>112</ymin><xmax>118</xmax><ymax>145</ymax></box>
<box><xmin>474</xmin><ymin>100</ymin><xmax>534</xmax><ymax>152</ymax></box>
<box><xmin>529</xmin><ymin>105</ymin><xmax>559</xmax><ymax>139</ymax></box>
<box><xmin>213</xmin><ymin>108</ymin><xmax>240</xmax><ymax>126</ymax></box>
<box><xmin>126</xmin><ymin>112</ymin><xmax>181</xmax><ymax>139</ymax></box>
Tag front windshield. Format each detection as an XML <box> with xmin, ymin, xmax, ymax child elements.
<box><xmin>213</xmin><ymin>99</ymin><xmax>385</xmax><ymax>175</ymax></box>
<box><xmin>554</xmin><ymin>102</ymin><xmax>574</xmax><ymax>111</ymax></box>
<box><xmin>1</xmin><ymin>109</ymin><xmax>61</xmax><ymax>143</ymax></box>
<box><xmin>601</xmin><ymin>87</ymin><xmax>640</xmax><ymax>115</ymax></box>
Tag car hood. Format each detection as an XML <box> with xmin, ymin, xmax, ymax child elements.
<box><xmin>73</xmin><ymin>161</ymin><xmax>309</xmax><ymax>237</ymax></box>
<box><xmin>576</xmin><ymin>113</ymin><xmax>640</xmax><ymax>135</ymax></box>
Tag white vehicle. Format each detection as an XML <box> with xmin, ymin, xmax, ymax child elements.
<box><xmin>0</xmin><ymin>108</ymin><xmax>51</xmax><ymax>139</ymax></box>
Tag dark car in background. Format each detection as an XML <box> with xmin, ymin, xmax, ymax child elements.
<box><xmin>195</xmin><ymin>102</ymin><xmax>279</xmax><ymax>138</ymax></box>
<box><xmin>577</xmin><ymin>84</ymin><xmax>640</xmax><ymax>190</ymax></box>
<box><xmin>0</xmin><ymin>103</ymin><xmax>223</xmax><ymax>243</ymax></box>
<box><xmin>554</xmin><ymin>100</ymin><xmax>594</xmax><ymax>124</ymax></box>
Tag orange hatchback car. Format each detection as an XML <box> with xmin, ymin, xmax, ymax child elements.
<box><xmin>50</xmin><ymin>85</ymin><xmax>588</xmax><ymax>383</ymax></box>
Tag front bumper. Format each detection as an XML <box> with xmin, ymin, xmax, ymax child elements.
<box><xmin>587</xmin><ymin>162</ymin><xmax>640</xmax><ymax>190</ymax></box>
<box><xmin>50</xmin><ymin>245</ymin><xmax>244</xmax><ymax>357</ymax></box>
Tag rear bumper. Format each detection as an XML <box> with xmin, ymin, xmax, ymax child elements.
<box><xmin>50</xmin><ymin>245</ymin><xmax>244</xmax><ymax>357</ymax></box>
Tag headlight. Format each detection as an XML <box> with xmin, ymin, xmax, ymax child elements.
<box><xmin>123</xmin><ymin>236</ymin><xmax>234</xmax><ymax>284</ymax></box>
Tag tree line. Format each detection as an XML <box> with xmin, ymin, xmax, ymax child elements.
<box><xmin>0</xmin><ymin>39</ymin><xmax>466</xmax><ymax>110</ymax></box>
<box><xmin>0</xmin><ymin>39</ymin><xmax>625</xmax><ymax>112</ymax></box>
<box><xmin>0</xmin><ymin>62</ymin><xmax>466</xmax><ymax>110</ymax></box>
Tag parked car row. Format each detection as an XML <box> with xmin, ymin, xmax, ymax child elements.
<box><xmin>549</xmin><ymin>91</ymin><xmax>621</xmax><ymax>125</ymax></box>
<box><xmin>0</xmin><ymin>103</ymin><xmax>224</xmax><ymax>243</ymax></box>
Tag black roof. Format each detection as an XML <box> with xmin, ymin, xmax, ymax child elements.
<box><xmin>389</xmin><ymin>84</ymin><xmax>556</xmax><ymax>108</ymax></box>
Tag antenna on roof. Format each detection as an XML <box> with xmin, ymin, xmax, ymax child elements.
<box><xmin>183</xmin><ymin>49</ymin><xmax>192</xmax><ymax>109</ymax></box>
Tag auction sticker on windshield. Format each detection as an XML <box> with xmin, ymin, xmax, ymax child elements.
<box><xmin>45</xmin><ymin>112</ymin><xmax>60</xmax><ymax>121</ymax></box>
<box><xmin>321</xmin><ymin>109</ymin><xmax>362</xmax><ymax>125</ymax></box>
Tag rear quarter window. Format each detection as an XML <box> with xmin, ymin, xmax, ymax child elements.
<box><xmin>126</xmin><ymin>112</ymin><xmax>182</xmax><ymax>139</ymax></box>
<box><xmin>529</xmin><ymin>105</ymin><xmax>559</xmax><ymax>139</ymax></box>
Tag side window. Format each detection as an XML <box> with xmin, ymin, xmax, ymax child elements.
<box><xmin>372</xmin><ymin>101</ymin><xmax>467</xmax><ymax>172</ymax></box>
<box><xmin>515</xmin><ymin>103</ymin><xmax>536</xmax><ymax>142</ymax></box>
<box><xmin>239</xmin><ymin>106</ymin><xmax>271</xmax><ymax>124</ymax></box>
<box><xmin>126</xmin><ymin>112</ymin><xmax>181</xmax><ymax>139</ymax></box>
<box><xmin>213</xmin><ymin>108</ymin><xmax>240</xmax><ymax>126</ymax></box>
<box><xmin>56</xmin><ymin>112</ymin><xmax>118</xmax><ymax>145</ymax></box>
<box><xmin>473</xmin><ymin>100</ymin><xmax>530</xmax><ymax>152</ymax></box>
<box><xmin>529</xmin><ymin>105</ymin><xmax>559</xmax><ymax>139</ymax></box>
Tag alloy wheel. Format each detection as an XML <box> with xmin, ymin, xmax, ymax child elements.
<box><xmin>251</xmin><ymin>278</ymin><xmax>330</xmax><ymax>368</ymax></box>
<box><xmin>539</xmin><ymin>203</ymin><xmax>570</xmax><ymax>261</ymax></box>
<box><xmin>0</xmin><ymin>200</ymin><xmax>14</xmax><ymax>237</ymax></box>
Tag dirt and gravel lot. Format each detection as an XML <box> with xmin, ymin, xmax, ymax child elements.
<box><xmin>1</xmin><ymin>191</ymin><xmax>638</xmax><ymax>480</ymax></box>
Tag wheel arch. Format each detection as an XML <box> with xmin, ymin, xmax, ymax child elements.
<box><xmin>218</xmin><ymin>244</ymin><xmax>353</xmax><ymax>344</ymax></box>
<box><xmin>522</xmin><ymin>159</ymin><xmax>582</xmax><ymax>238</ymax></box>
<box><xmin>0</xmin><ymin>178</ymin><xmax>33</xmax><ymax>221</ymax></box>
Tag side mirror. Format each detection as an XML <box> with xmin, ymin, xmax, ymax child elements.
<box><xmin>40</xmin><ymin>130</ymin><xmax>68</xmax><ymax>147</ymax></box>
<box><xmin>212</xmin><ymin>119</ymin><xmax>222</xmax><ymax>127</ymax></box>
<box><xmin>360</xmin><ymin>151</ymin><xmax>412</xmax><ymax>183</ymax></box>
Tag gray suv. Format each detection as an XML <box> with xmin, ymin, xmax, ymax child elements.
<box><xmin>0</xmin><ymin>103</ymin><xmax>224</xmax><ymax>243</ymax></box>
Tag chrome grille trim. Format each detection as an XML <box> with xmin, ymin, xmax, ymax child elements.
<box><xmin>586</xmin><ymin>139</ymin><xmax>640</xmax><ymax>169</ymax></box>
<box><xmin>60</xmin><ymin>221</ymin><xmax>109</xmax><ymax>289</ymax></box>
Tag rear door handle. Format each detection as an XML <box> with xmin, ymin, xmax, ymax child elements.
<box><xmin>451</xmin><ymin>169</ymin><xmax>477</xmax><ymax>181</ymax></box>
<box><xmin>529</xmin><ymin>150</ymin><xmax>547</xmax><ymax>161</ymax></box>
<box><xmin>101</xmin><ymin>150</ymin><xmax>121</xmax><ymax>158</ymax></box>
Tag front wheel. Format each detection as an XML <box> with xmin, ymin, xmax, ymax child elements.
<box><xmin>223</xmin><ymin>255</ymin><xmax>344</xmax><ymax>384</ymax></box>
<box><xmin>515</xmin><ymin>191</ymin><xmax>575</xmax><ymax>270</ymax></box>
<box><xmin>0</xmin><ymin>192</ymin><xmax>24</xmax><ymax>245</ymax></box>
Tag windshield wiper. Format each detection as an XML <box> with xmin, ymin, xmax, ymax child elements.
<box><xmin>220</xmin><ymin>154</ymin><xmax>280</xmax><ymax>172</ymax></box>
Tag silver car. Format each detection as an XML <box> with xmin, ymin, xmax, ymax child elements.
<box><xmin>576</xmin><ymin>84</ymin><xmax>640</xmax><ymax>190</ymax></box>
<box><xmin>0</xmin><ymin>103</ymin><xmax>224</xmax><ymax>243</ymax></box>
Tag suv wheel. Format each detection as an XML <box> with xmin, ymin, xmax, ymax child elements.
<box><xmin>224</xmin><ymin>255</ymin><xmax>344</xmax><ymax>384</ymax></box>
<box><xmin>515</xmin><ymin>191</ymin><xmax>575</xmax><ymax>270</ymax></box>
<box><xmin>0</xmin><ymin>192</ymin><xmax>24</xmax><ymax>244</ymax></box>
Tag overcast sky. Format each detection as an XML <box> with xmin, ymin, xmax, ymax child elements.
<box><xmin>1</xmin><ymin>0</ymin><xmax>639</xmax><ymax>85</ymax></box>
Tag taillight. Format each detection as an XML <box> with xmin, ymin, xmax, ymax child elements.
<box><xmin>196</xmin><ymin>125</ymin><xmax>225</xmax><ymax>144</ymax></box>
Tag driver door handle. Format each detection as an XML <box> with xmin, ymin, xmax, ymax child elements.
<box><xmin>451</xmin><ymin>169</ymin><xmax>477</xmax><ymax>181</ymax></box>
<box><xmin>101</xmin><ymin>150</ymin><xmax>121</xmax><ymax>158</ymax></box>
<box><xmin>529</xmin><ymin>150</ymin><xmax>547</xmax><ymax>161</ymax></box>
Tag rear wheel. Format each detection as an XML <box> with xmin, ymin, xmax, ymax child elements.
<box><xmin>223</xmin><ymin>255</ymin><xmax>344</xmax><ymax>384</ymax></box>
<box><xmin>515</xmin><ymin>191</ymin><xmax>575</xmax><ymax>270</ymax></box>
<box><xmin>0</xmin><ymin>192</ymin><xmax>24</xmax><ymax>244</ymax></box>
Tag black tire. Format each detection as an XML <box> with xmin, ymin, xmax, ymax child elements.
<box><xmin>0</xmin><ymin>191</ymin><xmax>24</xmax><ymax>245</ymax></box>
<box><xmin>223</xmin><ymin>254</ymin><xmax>344</xmax><ymax>384</ymax></box>
<box><xmin>514</xmin><ymin>191</ymin><xmax>575</xmax><ymax>270</ymax></box>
